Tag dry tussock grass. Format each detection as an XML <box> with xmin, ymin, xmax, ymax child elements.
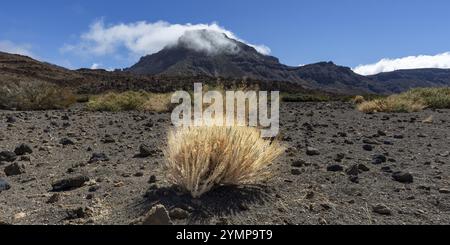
<box><xmin>357</xmin><ymin>95</ymin><xmax>426</xmax><ymax>113</ymax></box>
<box><xmin>0</xmin><ymin>81</ymin><xmax>76</xmax><ymax>110</ymax></box>
<box><xmin>357</xmin><ymin>87</ymin><xmax>450</xmax><ymax>113</ymax></box>
<box><xmin>165</xmin><ymin>124</ymin><xmax>285</xmax><ymax>198</ymax></box>
<box><xmin>86</xmin><ymin>91</ymin><xmax>172</xmax><ymax>112</ymax></box>
<box><xmin>352</xmin><ymin>95</ymin><xmax>365</xmax><ymax>104</ymax></box>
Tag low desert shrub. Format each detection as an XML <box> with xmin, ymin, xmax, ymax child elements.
<box><xmin>281</xmin><ymin>93</ymin><xmax>330</xmax><ymax>102</ymax></box>
<box><xmin>164</xmin><ymin>124</ymin><xmax>285</xmax><ymax>198</ymax></box>
<box><xmin>0</xmin><ymin>81</ymin><xmax>76</xmax><ymax>110</ymax></box>
<box><xmin>352</xmin><ymin>95</ymin><xmax>365</xmax><ymax>104</ymax></box>
<box><xmin>86</xmin><ymin>91</ymin><xmax>172</xmax><ymax>112</ymax></box>
<box><xmin>357</xmin><ymin>95</ymin><xmax>425</xmax><ymax>113</ymax></box>
<box><xmin>141</xmin><ymin>93</ymin><xmax>173</xmax><ymax>113</ymax></box>
<box><xmin>357</xmin><ymin>87</ymin><xmax>450</xmax><ymax>113</ymax></box>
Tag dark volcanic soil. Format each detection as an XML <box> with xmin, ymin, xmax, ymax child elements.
<box><xmin>0</xmin><ymin>102</ymin><xmax>449</xmax><ymax>225</ymax></box>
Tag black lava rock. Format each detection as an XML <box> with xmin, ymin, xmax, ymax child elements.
<box><xmin>14</xmin><ymin>144</ymin><xmax>33</xmax><ymax>156</ymax></box>
<box><xmin>392</xmin><ymin>172</ymin><xmax>413</xmax><ymax>183</ymax></box>
<box><xmin>0</xmin><ymin>151</ymin><xmax>17</xmax><ymax>162</ymax></box>
<box><xmin>52</xmin><ymin>175</ymin><xmax>90</xmax><ymax>191</ymax></box>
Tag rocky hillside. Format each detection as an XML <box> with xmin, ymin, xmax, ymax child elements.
<box><xmin>126</xmin><ymin>30</ymin><xmax>383</xmax><ymax>94</ymax></box>
<box><xmin>369</xmin><ymin>68</ymin><xmax>450</xmax><ymax>93</ymax></box>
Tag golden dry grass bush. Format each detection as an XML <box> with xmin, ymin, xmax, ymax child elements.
<box><xmin>86</xmin><ymin>91</ymin><xmax>173</xmax><ymax>112</ymax></box>
<box><xmin>357</xmin><ymin>95</ymin><xmax>426</xmax><ymax>113</ymax></box>
<box><xmin>165</xmin><ymin>124</ymin><xmax>285</xmax><ymax>198</ymax></box>
<box><xmin>0</xmin><ymin>81</ymin><xmax>76</xmax><ymax>110</ymax></box>
<box><xmin>357</xmin><ymin>87</ymin><xmax>450</xmax><ymax>113</ymax></box>
<box><xmin>352</xmin><ymin>95</ymin><xmax>366</xmax><ymax>104</ymax></box>
<box><xmin>141</xmin><ymin>93</ymin><xmax>173</xmax><ymax>113</ymax></box>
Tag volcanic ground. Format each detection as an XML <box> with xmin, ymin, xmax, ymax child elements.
<box><xmin>0</xmin><ymin>102</ymin><xmax>449</xmax><ymax>225</ymax></box>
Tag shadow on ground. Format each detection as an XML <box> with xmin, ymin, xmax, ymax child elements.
<box><xmin>130</xmin><ymin>184</ymin><xmax>272</xmax><ymax>224</ymax></box>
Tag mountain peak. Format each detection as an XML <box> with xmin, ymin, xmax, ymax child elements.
<box><xmin>174</xmin><ymin>29</ymin><xmax>241</xmax><ymax>55</ymax></box>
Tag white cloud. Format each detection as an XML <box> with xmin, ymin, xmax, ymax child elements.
<box><xmin>0</xmin><ymin>40</ymin><xmax>34</xmax><ymax>57</ymax></box>
<box><xmin>353</xmin><ymin>52</ymin><xmax>450</xmax><ymax>76</ymax></box>
<box><xmin>62</xmin><ymin>20</ymin><xmax>271</xmax><ymax>59</ymax></box>
<box><xmin>90</xmin><ymin>63</ymin><xmax>101</xmax><ymax>69</ymax></box>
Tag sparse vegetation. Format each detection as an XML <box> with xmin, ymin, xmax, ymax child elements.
<box><xmin>281</xmin><ymin>93</ymin><xmax>330</xmax><ymax>102</ymax></box>
<box><xmin>357</xmin><ymin>87</ymin><xmax>450</xmax><ymax>113</ymax></box>
<box><xmin>164</xmin><ymin>124</ymin><xmax>285</xmax><ymax>198</ymax></box>
<box><xmin>86</xmin><ymin>91</ymin><xmax>173</xmax><ymax>112</ymax></box>
<box><xmin>352</xmin><ymin>95</ymin><xmax>366</xmax><ymax>104</ymax></box>
<box><xmin>0</xmin><ymin>81</ymin><xmax>76</xmax><ymax>110</ymax></box>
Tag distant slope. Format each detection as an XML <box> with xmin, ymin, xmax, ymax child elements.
<box><xmin>369</xmin><ymin>68</ymin><xmax>450</xmax><ymax>93</ymax></box>
<box><xmin>0</xmin><ymin>51</ymin><xmax>313</xmax><ymax>95</ymax></box>
<box><xmin>0</xmin><ymin>51</ymin><xmax>84</xmax><ymax>86</ymax></box>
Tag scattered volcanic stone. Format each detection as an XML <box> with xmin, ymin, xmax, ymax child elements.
<box><xmin>66</xmin><ymin>206</ymin><xmax>93</xmax><ymax>220</ymax></box>
<box><xmin>141</xmin><ymin>204</ymin><xmax>172</xmax><ymax>225</ymax></box>
<box><xmin>381</xmin><ymin>166</ymin><xmax>392</xmax><ymax>173</ymax></box>
<box><xmin>60</xmin><ymin>138</ymin><xmax>75</xmax><ymax>146</ymax></box>
<box><xmin>372</xmin><ymin>154</ymin><xmax>387</xmax><ymax>164</ymax></box>
<box><xmin>334</xmin><ymin>153</ymin><xmax>345</xmax><ymax>162</ymax></box>
<box><xmin>358</xmin><ymin>164</ymin><xmax>370</xmax><ymax>172</ymax></box>
<box><xmin>102</xmin><ymin>135</ymin><xmax>115</xmax><ymax>144</ymax></box>
<box><xmin>4</xmin><ymin>162</ymin><xmax>26</xmax><ymax>176</ymax></box>
<box><xmin>0</xmin><ymin>151</ymin><xmax>17</xmax><ymax>162</ymax></box>
<box><xmin>291</xmin><ymin>169</ymin><xmax>301</xmax><ymax>175</ymax></box>
<box><xmin>372</xmin><ymin>204</ymin><xmax>392</xmax><ymax>215</ymax></box>
<box><xmin>346</xmin><ymin>164</ymin><xmax>359</xmax><ymax>176</ymax></box>
<box><xmin>327</xmin><ymin>164</ymin><xmax>343</xmax><ymax>172</ymax></box>
<box><xmin>362</xmin><ymin>144</ymin><xmax>373</xmax><ymax>151</ymax></box>
<box><xmin>88</xmin><ymin>153</ymin><xmax>109</xmax><ymax>163</ymax></box>
<box><xmin>148</xmin><ymin>175</ymin><xmax>157</xmax><ymax>184</ymax></box>
<box><xmin>349</xmin><ymin>175</ymin><xmax>359</xmax><ymax>183</ymax></box>
<box><xmin>6</xmin><ymin>116</ymin><xmax>16</xmax><ymax>123</ymax></box>
<box><xmin>292</xmin><ymin>159</ymin><xmax>307</xmax><ymax>167</ymax></box>
<box><xmin>393</xmin><ymin>134</ymin><xmax>404</xmax><ymax>139</ymax></box>
<box><xmin>139</xmin><ymin>144</ymin><xmax>156</xmax><ymax>157</ymax></box>
<box><xmin>52</xmin><ymin>175</ymin><xmax>90</xmax><ymax>191</ymax></box>
<box><xmin>14</xmin><ymin>144</ymin><xmax>33</xmax><ymax>156</ymax></box>
<box><xmin>47</xmin><ymin>193</ymin><xmax>60</xmax><ymax>204</ymax></box>
<box><xmin>439</xmin><ymin>188</ymin><xmax>450</xmax><ymax>194</ymax></box>
<box><xmin>377</xmin><ymin>130</ymin><xmax>387</xmax><ymax>136</ymax></box>
<box><xmin>169</xmin><ymin>208</ymin><xmax>190</xmax><ymax>220</ymax></box>
<box><xmin>392</xmin><ymin>172</ymin><xmax>413</xmax><ymax>183</ymax></box>
<box><xmin>0</xmin><ymin>178</ymin><xmax>11</xmax><ymax>192</ymax></box>
<box><xmin>306</xmin><ymin>147</ymin><xmax>320</xmax><ymax>156</ymax></box>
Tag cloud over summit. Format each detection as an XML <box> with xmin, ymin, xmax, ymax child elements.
<box><xmin>354</xmin><ymin>52</ymin><xmax>450</xmax><ymax>75</ymax></box>
<box><xmin>62</xmin><ymin>20</ymin><xmax>271</xmax><ymax>59</ymax></box>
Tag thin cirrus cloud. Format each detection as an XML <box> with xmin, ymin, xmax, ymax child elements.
<box><xmin>0</xmin><ymin>40</ymin><xmax>34</xmax><ymax>57</ymax></box>
<box><xmin>353</xmin><ymin>52</ymin><xmax>450</xmax><ymax>76</ymax></box>
<box><xmin>61</xmin><ymin>20</ymin><xmax>271</xmax><ymax>60</ymax></box>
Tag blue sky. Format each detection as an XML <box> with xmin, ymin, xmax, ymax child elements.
<box><xmin>1</xmin><ymin>0</ymin><xmax>450</xmax><ymax>75</ymax></box>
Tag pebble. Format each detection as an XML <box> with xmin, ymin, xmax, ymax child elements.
<box><xmin>392</xmin><ymin>172</ymin><xmax>413</xmax><ymax>183</ymax></box>
<box><xmin>327</xmin><ymin>164</ymin><xmax>343</xmax><ymax>172</ymax></box>
<box><xmin>362</xmin><ymin>144</ymin><xmax>373</xmax><ymax>151</ymax></box>
<box><xmin>306</xmin><ymin>147</ymin><xmax>320</xmax><ymax>156</ymax></box>
<box><xmin>52</xmin><ymin>175</ymin><xmax>90</xmax><ymax>191</ymax></box>
<box><xmin>141</xmin><ymin>204</ymin><xmax>172</xmax><ymax>225</ymax></box>
<box><xmin>169</xmin><ymin>208</ymin><xmax>190</xmax><ymax>220</ymax></box>
<box><xmin>14</xmin><ymin>144</ymin><xmax>33</xmax><ymax>156</ymax></box>
<box><xmin>372</xmin><ymin>154</ymin><xmax>387</xmax><ymax>164</ymax></box>
<box><xmin>372</xmin><ymin>204</ymin><xmax>392</xmax><ymax>215</ymax></box>
<box><xmin>0</xmin><ymin>178</ymin><xmax>11</xmax><ymax>192</ymax></box>
<box><xmin>4</xmin><ymin>162</ymin><xmax>26</xmax><ymax>176</ymax></box>
<box><xmin>0</xmin><ymin>151</ymin><xmax>17</xmax><ymax>162</ymax></box>
<box><xmin>88</xmin><ymin>153</ymin><xmax>109</xmax><ymax>163</ymax></box>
